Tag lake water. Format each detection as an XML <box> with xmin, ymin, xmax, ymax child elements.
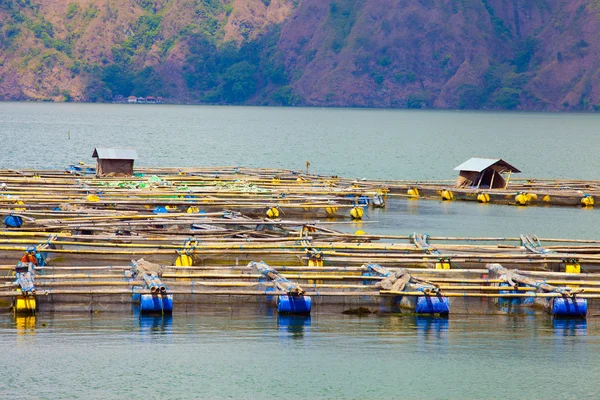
<box><xmin>1</xmin><ymin>102</ymin><xmax>600</xmax><ymax>180</ymax></box>
<box><xmin>1</xmin><ymin>102</ymin><xmax>600</xmax><ymax>399</ymax></box>
<box><xmin>1</xmin><ymin>310</ymin><xmax>599</xmax><ymax>400</ymax></box>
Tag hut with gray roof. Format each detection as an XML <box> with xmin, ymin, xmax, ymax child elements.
<box><xmin>92</xmin><ymin>148</ymin><xmax>138</xmax><ymax>177</ymax></box>
<box><xmin>454</xmin><ymin>158</ymin><xmax>520</xmax><ymax>189</ymax></box>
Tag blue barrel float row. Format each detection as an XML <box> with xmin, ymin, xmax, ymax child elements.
<box><xmin>250</xmin><ymin>261</ymin><xmax>312</xmax><ymax>315</ymax></box>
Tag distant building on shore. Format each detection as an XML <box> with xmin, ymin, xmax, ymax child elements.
<box><xmin>118</xmin><ymin>95</ymin><xmax>167</xmax><ymax>104</ymax></box>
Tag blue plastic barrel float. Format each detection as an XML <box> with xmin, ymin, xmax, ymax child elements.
<box><xmin>415</xmin><ymin>296</ymin><xmax>450</xmax><ymax>315</ymax></box>
<box><xmin>344</xmin><ymin>195</ymin><xmax>370</xmax><ymax>206</ymax></box>
<box><xmin>139</xmin><ymin>294</ymin><xmax>173</xmax><ymax>314</ymax></box>
<box><xmin>4</xmin><ymin>215</ymin><xmax>23</xmax><ymax>228</ymax></box>
<box><xmin>497</xmin><ymin>283</ymin><xmax>534</xmax><ymax>312</ymax></box>
<box><xmin>263</xmin><ymin>285</ymin><xmax>276</xmax><ymax>304</ymax></box>
<box><xmin>153</xmin><ymin>206</ymin><xmax>168</xmax><ymax>214</ymax></box>
<box><xmin>277</xmin><ymin>295</ymin><xmax>312</xmax><ymax>314</ymax></box>
<box><xmin>361</xmin><ymin>270</ymin><xmax>375</xmax><ymax>285</ymax></box>
<box><xmin>131</xmin><ymin>285</ymin><xmax>143</xmax><ymax>303</ymax></box>
<box><xmin>358</xmin><ymin>196</ymin><xmax>370</xmax><ymax>206</ymax></box>
<box><xmin>551</xmin><ymin>297</ymin><xmax>587</xmax><ymax>318</ymax></box>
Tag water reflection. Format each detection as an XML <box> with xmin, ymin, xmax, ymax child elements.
<box><xmin>497</xmin><ymin>297</ymin><xmax>536</xmax><ymax>315</ymax></box>
<box><xmin>139</xmin><ymin>314</ymin><xmax>173</xmax><ymax>335</ymax></box>
<box><xmin>553</xmin><ymin>318</ymin><xmax>587</xmax><ymax>337</ymax></box>
<box><xmin>406</xmin><ymin>198</ymin><xmax>420</xmax><ymax>214</ymax></box>
<box><xmin>15</xmin><ymin>315</ymin><xmax>36</xmax><ymax>335</ymax></box>
<box><xmin>415</xmin><ymin>316</ymin><xmax>449</xmax><ymax>338</ymax></box>
<box><xmin>277</xmin><ymin>315</ymin><xmax>311</xmax><ymax>340</ymax></box>
<box><xmin>415</xmin><ymin>316</ymin><xmax>449</xmax><ymax>353</ymax></box>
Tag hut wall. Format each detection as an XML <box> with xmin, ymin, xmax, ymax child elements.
<box><xmin>477</xmin><ymin>168</ymin><xmax>507</xmax><ymax>189</ymax></box>
<box><xmin>490</xmin><ymin>167</ymin><xmax>507</xmax><ymax>189</ymax></box>
<box><xmin>96</xmin><ymin>160</ymin><xmax>134</xmax><ymax>177</ymax></box>
<box><xmin>455</xmin><ymin>171</ymin><xmax>479</xmax><ymax>188</ymax></box>
<box><xmin>455</xmin><ymin>169</ymin><xmax>507</xmax><ymax>189</ymax></box>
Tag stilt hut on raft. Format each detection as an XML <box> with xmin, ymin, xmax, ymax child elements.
<box><xmin>92</xmin><ymin>147</ymin><xmax>137</xmax><ymax>177</ymax></box>
<box><xmin>454</xmin><ymin>158</ymin><xmax>520</xmax><ymax>189</ymax></box>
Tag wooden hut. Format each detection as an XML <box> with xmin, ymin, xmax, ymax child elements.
<box><xmin>454</xmin><ymin>158</ymin><xmax>520</xmax><ymax>189</ymax></box>
<box><xmin>92</xmin><ymin>148</ymin><xmax>137</xmax><ymax>177</ymax></box>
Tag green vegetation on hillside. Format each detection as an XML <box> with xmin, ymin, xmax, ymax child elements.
<box><xmin>182</xmin><ymin>27</ymin><xmax>297</xmax><ymax>104</ymax></box>
<box><xmin>87</xmin><ymin>1</ymin><xmax>299</xmax><ymax>105</ymax></box>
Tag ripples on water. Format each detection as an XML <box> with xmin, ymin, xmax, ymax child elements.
<box><xmin>1</xmin><ymin>102</ymin><xmax>600</xmax><ymax>180</ymax></box>
<box><xmin>0</xmin><ymin>311</ymin><xmax>597</xmax><ymax>399</ymax></box>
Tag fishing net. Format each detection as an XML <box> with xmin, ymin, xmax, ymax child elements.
<box><xmin>133</xmin><ymin>258</ymin><xmax>166</xmax><ymax>277</ymax></box>
<box><xmin>59</xmin><ymin>203</ymin><xmax>87</xmax><ymax>212</ymax></box>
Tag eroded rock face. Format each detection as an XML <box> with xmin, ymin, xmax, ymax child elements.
<box><xmin>0</xmin><ymin>0</ymin><xmax>599</xmax><ymax>110</ymax></box>
<box><xmin>224</xmin><ymin>0</ymin><xmax>294</xmax><ymax>42</ymax></box>
<box><xmin>277</xmin><ymin>0</ymin><xmax>600</xmax><ymax>110</ymax></box>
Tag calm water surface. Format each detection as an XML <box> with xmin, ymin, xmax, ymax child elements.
<box><xmin>1</xmin><ymin>102</ymin><xmax>599</xmax><ymax>180</ymax></box>
<box><xmin>1</xmin><ymin>311</ymin><xmax>599</xmax><ymax>400</ymax></box>
<box><xmin>1</xmin><ymin>103</ymin><xmax>600</xmax><ymax>399</ymax></box>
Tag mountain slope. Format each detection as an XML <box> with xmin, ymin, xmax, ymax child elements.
<box><xmin>0</xmin><ymin>0</ymin><xmax>599</xmax><ymax>110</ymax></box>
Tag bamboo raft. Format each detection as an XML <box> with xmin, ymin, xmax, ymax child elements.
<box><xmin>379</xmin><ymin>178</ymin><xmax>598</xmax><ymax>207</ymax></box>
<box><xmin>0</xmin><ymin>166</ymin><xmax>597</xmax><ymax>317</ymax></box>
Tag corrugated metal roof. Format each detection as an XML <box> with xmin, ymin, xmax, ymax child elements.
<box><xmin>92</xmin><ymin>148</ymin><xmax>137</xmax><ymax>160</ymax></box>
<box><xmin>454</xmin><ymin>158</ymin><xmax>520</xmax><ymax>173</ymax></box>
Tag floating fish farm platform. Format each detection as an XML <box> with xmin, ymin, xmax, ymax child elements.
<box><xmin>0</xmin><ymin>166</ymin><xmax>598</xmax><ymax>319</ymax></box>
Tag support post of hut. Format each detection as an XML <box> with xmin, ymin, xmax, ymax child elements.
<box><xmin>505</xmin><ymin>171</ymin><xmax>513</xmax><ymax>188</ymax></box>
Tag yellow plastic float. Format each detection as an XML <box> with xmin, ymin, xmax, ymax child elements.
<box><xmin>14</xmin><ymin>292</ymin><xmax>36</xmax><ymax>314</ymax></box>
<box><xmin>14</xmin><ymin>200</ymin><xmax>26</xmax><ymax>211</ymax></box>
<box><xmin>325</xmin><ymin>206</ymin><xmax>339</xmax><ymax>216</ymax></box>
<box><xmin>266</xmin><ymin>206</ymin><xmax>280</xmax><ymax>219</ymax></box>
<box><xmin>515</xmin><ymin>192</ymin><xmax>530</xmax><ymax>205</ymax></box>
<box><xmin>441</xmin><ymin>190</ymin><xmax>454</xmax><ymax>201</ymax></box>
<box><xmin>407</xmin><ymin>187</ymin><xmax>420</xmax><ymax>198</ymax></box>
<box><xmin>175</xmin><ymin>254</ymin><xmax>194</xmax><ymax>267</ymax></box>
<box><xmin>581</xmin><ymin>195</ymin><xmax>594</xmax><ymax>207</ymax></box>
<box><xmin>350</xmin><ymin>206</ymin><xmax>364</xmax><ymax>220</ymax></box>
<box><xmin>477</xmin><ymin>193</ymin><xmax>490</xmax><ymax>203</ymax></box>
<box><xmin>435</xmin><ymin>260</ymin><xmax>451</xmax><ymax>270</ymax></box>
